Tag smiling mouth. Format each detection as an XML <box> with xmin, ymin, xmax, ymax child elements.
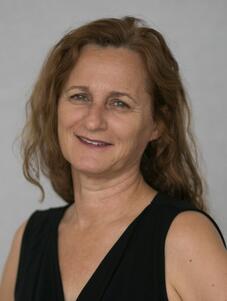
<box><xmin>75</xmin><ymin>135</ymin><xmax>113</xmax><ymax>147</ymax></box>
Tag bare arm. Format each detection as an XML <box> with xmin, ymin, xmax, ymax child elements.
<box><xmin>0</xmin><ymin>221</ymin><xmax>27</xmax><ymax>301</ymax></box>
<box><xmin>165</xmin><ymin>211</ymin><xmax>227</xmax><ymax>301</ymax></box>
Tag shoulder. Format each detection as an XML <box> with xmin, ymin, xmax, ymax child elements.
<box><xmin>21</xmin><ymin>205</ymin><xmax>69</xmax><ymax>238</ymax></box>
<box><xmin>152</xmin><ymin>192</ymin><xmax>226</xmax><ymax>246</ymax></box>
<box><xmin>0</xmin><ymin>204</ymin><xmax>68</xmax><ymax>300</ymax></box>
<box><xmin>166</xmin><ymin>210</ymin><xmax>226</xmax><ymax>249</ymax></box>
<box><xmin>165</xmin><ymin>210</ymin><xmax>227</xmax><ymax>300</ymax></box>
<box><xmin>0</xmin><ymin>220</ymin><xmax>28</xmax><ymax>300</ymax></box>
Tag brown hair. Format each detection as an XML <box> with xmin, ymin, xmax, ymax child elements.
<box><xmin>21</xmin><ymin>16</ymin><xmax>206</xmax><ymax>209</ymax></box>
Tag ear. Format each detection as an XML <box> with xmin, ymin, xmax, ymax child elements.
<box><xmin>149</xmin><ymin>121</ymin><xmax>161</xmax><ymax>142</ymax></box>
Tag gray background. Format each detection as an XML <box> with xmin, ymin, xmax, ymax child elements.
<box><xmin>0</xmin><ymin>0</ymin><xmax>226</xmax><ymax>275</ymax></box>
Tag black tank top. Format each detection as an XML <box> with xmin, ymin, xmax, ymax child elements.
<box><xmin>15</xmin><ymin>192</ymin><xmax>226</xmax><ymax>301</ymax></box>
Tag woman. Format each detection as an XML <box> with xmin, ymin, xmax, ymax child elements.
<box><xmin>0</xmin><ymin>16</ymin><xmax>226</xmax><ymax>301</ymax></box>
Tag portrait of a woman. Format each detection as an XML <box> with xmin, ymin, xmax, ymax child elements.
<box><xmin>0</xmin><ymin>16</ymin><xmax>227</xmax><ymax>301</ymax></box>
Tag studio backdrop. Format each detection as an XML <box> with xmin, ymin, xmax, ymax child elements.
<box><xmin>0</xmin><ymin>0</ymin><xmax>226</xmax><ymax>275</ymax></box>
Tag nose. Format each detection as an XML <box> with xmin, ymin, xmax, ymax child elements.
<box><xmin>83</xmin><ymin>103</ymin><xmax>107</xmax><ymax>131</ymax></box>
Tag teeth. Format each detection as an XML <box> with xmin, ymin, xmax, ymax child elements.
<box><xmin>80</xmin><ymin>136</ymin><xmax>107</xmax><ymax>146</ymax></box>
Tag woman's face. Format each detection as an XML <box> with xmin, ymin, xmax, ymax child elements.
<box><xmin>58</xmin><ymin>45</ymin><xmax>158</xmax><ymax>178</ymax></box>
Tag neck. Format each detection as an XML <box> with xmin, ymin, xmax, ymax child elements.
<box><xmin>68</xmin><ymin>167</ymin><xmax>156</xmax><ymax>229</ymax></box>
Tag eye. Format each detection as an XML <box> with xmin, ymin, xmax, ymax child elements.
<box><xmin>110</xmin><ymin>99</ymin><xmax>130</xmax><ymax>109</ymax></box>
<box><xmin>69</xmin><ymin>93</ymin><xmax>89</xmax><ymax>103</ymax></box>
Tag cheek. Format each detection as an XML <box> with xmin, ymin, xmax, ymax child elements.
<box><xmin>58</xmin><ymin>103</ymin><xmax>67</xmax><ymax>129</ymax></box>
<box><xmin>114</xmin><ymin>117</ymin><xmax>146</xmax><ymax>148</ymax></box>
<box><xmin>57</xmin><ymin>105</ymin><xmax>75</xmax><ymax>151</ymax></box>
<box><xmin>126</xmin><ymin>117</ymin><xmax>154</xmax><ymax>151</ymax></box>
<box><xmin>57</xmin><ymin>108</ymin><xmax>76</xmax><ymax>161</ymax></box>
<box><xmin>58</xmin><ymin>104</ymin><xmax>79</xmax><ymax>131</ymax></box>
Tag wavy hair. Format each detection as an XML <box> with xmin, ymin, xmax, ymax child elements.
<box><xmin>21</xmin><ymin>16</ymin><xmax>206</xmax><ymax>209</ymax></box>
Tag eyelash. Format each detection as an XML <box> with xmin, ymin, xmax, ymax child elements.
<box><xmin>69</xmin><ymin>93</ymin><xmax>89</xmax><ymax>102</ymax></box>
<box><xmin>110</xmin><ymin>99</ymin><xmax>130</xmax><ymax>109</ymax></box>
<box><xmin>68</xmin><ymin>94</ymin><xmax>131</xmax><ymax>110</ymax></box>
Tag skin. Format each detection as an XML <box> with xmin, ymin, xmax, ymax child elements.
<box><xmin>165</xmin><ymin>211</ymin><xmax>227</xmax><ymax>300</ymax></box>
<box><xmin>57</xmin><ymin>45</ymin><xmax>159</xmax><ymax>227</ymax></box>
<box><xmin>0</xmin><ymin>45</ymin><xmax>227</xmax><ymax>301</ymax></box>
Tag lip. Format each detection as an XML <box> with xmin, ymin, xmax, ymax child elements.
<box><xmin>75</xmin><ymin>134</ymin><xmax>113</xmax><ymax>147</ymax></box>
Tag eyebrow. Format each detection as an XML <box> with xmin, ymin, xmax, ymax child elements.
<box><xmin>65</xmin><ymin>85</ymin><xmax>138</xmax><ymax>104</ymax></box>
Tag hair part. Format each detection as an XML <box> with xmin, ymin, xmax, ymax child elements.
<box><xmin>21</xmin><ymin>16</ymin><xmax>206</xmax><ymax>210</ymax></box>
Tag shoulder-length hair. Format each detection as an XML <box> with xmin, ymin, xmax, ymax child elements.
<box><xmin>21</xmin><ymin>16</ymin><xmax>206</xmax><ymax>209</ymax></box>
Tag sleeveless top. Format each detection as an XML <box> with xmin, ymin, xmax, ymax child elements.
<box><xmin>15</xmin><ymin>192</ymin><xmax>226</xmax><ymax>301</ymax></box>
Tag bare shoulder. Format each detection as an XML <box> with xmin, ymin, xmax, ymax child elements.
<box><xmin>165</xmin><ymin>211</ymin><xmax>227</xmax><ymax>300</ymax></box>
<box><xmin>0</xmin><ymin>220</ymin><xmax>28</xmax><ymax>301</ymax></box>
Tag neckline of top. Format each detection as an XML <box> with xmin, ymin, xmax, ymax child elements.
<box><xmin>53</xmin><ymin>191</ymin><xmax>163</xmax><ymax>301</ymax></box>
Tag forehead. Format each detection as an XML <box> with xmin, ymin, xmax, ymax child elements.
<box><xmin>65</xmin><ymin>45</ymin><xmax>148</xmax><ymax>93</ymax></box>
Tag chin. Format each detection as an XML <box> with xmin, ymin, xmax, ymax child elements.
<box><xmin>70</xmin><ymin>159</ymin><xmax>110</xmax><ymax>176</ymax></box>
